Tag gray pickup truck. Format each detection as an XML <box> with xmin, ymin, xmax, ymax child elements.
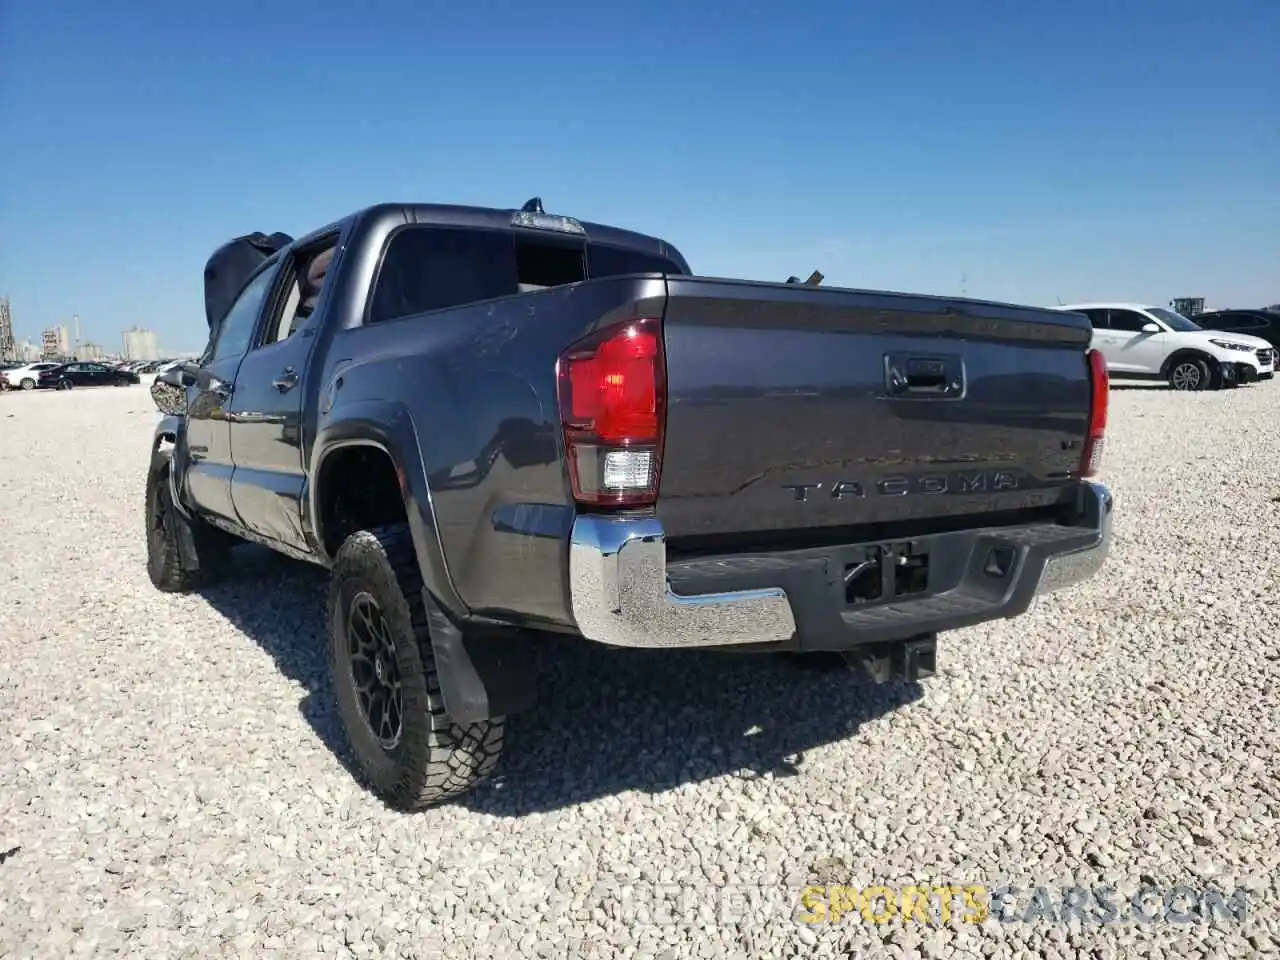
<box><xmin>146</xmin><ymin>198</ymin><xmax>1114</xmax><ymax>810</ymax></box>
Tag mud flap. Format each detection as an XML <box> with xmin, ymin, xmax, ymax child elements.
<box><xmin>422</xmin><ymin>591</ymin><xmax>539</xmax><ymax>723</ymax></box>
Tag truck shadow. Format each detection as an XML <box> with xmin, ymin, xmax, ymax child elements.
<box><xmin>198</xmin><ymin>545</ymin><xmax>924</xmax><ymax>816</ymax></box>
<box><xmin>473</xmin><ymin>643</ymin><xmax>923</xmax><ymax>818</ymax></box>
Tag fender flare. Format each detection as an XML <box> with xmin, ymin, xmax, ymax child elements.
<box><xmin>151</xmin><ymin>415</ymin><xmax>195</xmax><ymax>519</ymax></box>
<box><xmin>309</xmin><ymin>399</ymin><xmax>468</xmax><ymax>620</ymax></box>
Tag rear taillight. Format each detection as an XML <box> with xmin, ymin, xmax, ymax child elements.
<box><xmin>1080</xmin><ymin>348</ymin><xmax>1108</xmax><ymax>478</ymax></box>
<box><xmin>556</xmin><ymin>317</ymin><xmax>666</xmax><ymax>508</ymax></box>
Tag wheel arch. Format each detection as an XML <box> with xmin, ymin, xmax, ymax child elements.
<box><xmin>1160</xmin><ymin>348</ymin><xmax>1218</xmax><ymax>379</ymax></box>
<box><xmin>152</xmin><ymin>414</ymin><xmax>185</xmax><ymax>451</ymax></box>
<box><xmin>309</xmin><ymin>401</ymin><xmax>469</xmax><ymax>621</ymax></box>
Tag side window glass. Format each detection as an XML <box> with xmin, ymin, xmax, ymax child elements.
<box><xmin>262</xmin><ymin>245</ymin><xmax>337</xmax><ymax>347</ymax></box>
<box><xmin>1109</xmin><ymin>310</ymin><xmax>1148</xmax><ymax>333</ymax></box>
<box><xmin>211</xmin><ymin>265</ymin><xmax>279</xmax><ymax>362</ymax></box>
<box><xmin>368</xmin><ymin>228</ymin><xmax>516</xmax><ymax>324</ymax></box>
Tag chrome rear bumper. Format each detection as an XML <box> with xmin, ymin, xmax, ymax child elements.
<box><xmin>568</xmin><ymin>516</ymin><xmax>797</xmax><ymax>648</ymax></box>
<box><xmin>568</xmin><ymin>481</ymin><xmax>1113</xmax><ymax>649</ymax></box>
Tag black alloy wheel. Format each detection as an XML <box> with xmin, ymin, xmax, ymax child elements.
<box><xmin>345</xmin><ymin>591</ymin><xmax>404</xmax><ymax>751</ymax></box>
<box><xmin>326</xmin><ymin>525</ymin><xmax>505</xmax><ymax>810</ymax></box>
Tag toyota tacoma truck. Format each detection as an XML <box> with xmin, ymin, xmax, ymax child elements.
<box><xmin>145</xmin><ymin>199</ymin><xmax>1114</xmax><ymax>810</ymax></box>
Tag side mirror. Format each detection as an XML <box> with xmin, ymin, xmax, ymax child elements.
<box><xmin>156</xmin><ymin>366</ymin><xmax>185</xmax><ymax>389</ymax></box>
<box><xmin>1141</xmin><ymin>322</ymin><xmax>1160</xmax><ymax>334</ymax></box>
<box><xmin>178</xmin><ymin>361</ymin><xmax>203</xmax><ymax>388</ymax></box>
<box><xmin>151</xmin><ymin>369</ymin><xmax>188</xmax><ymax>416</ymax></box>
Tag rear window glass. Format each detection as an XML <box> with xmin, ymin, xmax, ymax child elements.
<box><xmin>586</xmin><ymin>244</ymin><xmax>684</xmax><ymax>279</ymax></box>
<box><xmin>368</xmin><ymin>227</ymin><xmax>684</xmax><ymax>324</ymax></box>
<box><xmin>516</xmin><ymin>240</ymin><xmax>584</xmax><ymax>293</ymax></box>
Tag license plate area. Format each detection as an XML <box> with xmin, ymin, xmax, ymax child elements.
<box><xmin>843</xmin><ymin>540</ymin><xmax>930</xmax><ymax>607</ymax></box>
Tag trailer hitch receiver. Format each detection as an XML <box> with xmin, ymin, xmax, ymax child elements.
<box><xmin>842</xmin><ymin>634</ymin><xmax>938</xmax><ymax>684</ymax></box>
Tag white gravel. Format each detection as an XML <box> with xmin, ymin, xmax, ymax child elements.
<box><xmin>1</xmin><ymin>381</ymin><xmax>1278</xmax><ymax>960</ymax></box>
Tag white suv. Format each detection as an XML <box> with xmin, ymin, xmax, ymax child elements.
<box><xmin>1058</xmin><ymin>302</ymin><xmax>1275</xmax><ymax>391</ymax></box>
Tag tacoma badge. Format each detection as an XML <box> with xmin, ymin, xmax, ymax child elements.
<box><xmin>783</xmin><ymin>470</ymin><xmax>1020</xmax><ymax>501</ymax></box>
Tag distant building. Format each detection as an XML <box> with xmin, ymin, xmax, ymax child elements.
<box><xmin>75</xmin><ymin>342</ymin><xmax>105</xmax><ymax>361</ymax></box>
<box><xmin>41</xmin><ymin>326</ymin><xmax>70</xmax><ymax>359</ymax></box>
<box><xmin>15</xmin><ymin>339</ymin><xmax>42</xmax><ymax>362</ymax></box>
<box><xmin>0</xmin><ymin>297</ymin><xmax>14</xmax><ymax>360</ymax></box>
<box><xmin>121</xmin><ymin>327</ymin><xmax>160</xmax><ymax>361</ymax></box>
<box><xmin>1171</xmin><ymin>298</ymin><xmax>1205</xmax><ymax>317</ymax></box>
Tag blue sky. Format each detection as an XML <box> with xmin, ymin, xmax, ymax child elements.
<box><xmin>1</xmin><ymin>0</ymin><xmax>1276</xmax><ymax>356</ymax></box>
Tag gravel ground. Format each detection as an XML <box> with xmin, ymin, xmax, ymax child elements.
<box><xmin>1</xmin><ymin>381</ymin><xmax>1278</xmax><ymax>960</ymax></box>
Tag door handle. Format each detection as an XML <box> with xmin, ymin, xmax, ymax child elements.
<box><xmin>273</xmin><ymin>368</ymin><xmax>299</xmax><ymax>392</ymax></box>
<box><xmin>884</xmin><ymin>353</ymin><xmax>965</xmax><ymax>399</ymax></box>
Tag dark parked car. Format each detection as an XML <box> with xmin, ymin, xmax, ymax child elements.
<box><xmin>145</xmin><ymin>198</ymin><xmax>1114</xmax><ymax>811</ymax></box>
<box><xmin>37</xmin><ymin>362</ymin><xmax>142</xmax><ymax>390</ymax></box>
<box><xmin>1193</xmin><ymin>310</ymin><xmax>1280</xmax><ymax>350</ymax></box>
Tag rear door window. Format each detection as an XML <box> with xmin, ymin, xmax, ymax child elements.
<box><xmin>1108</xmin><ymin>310</ymin><xmax>1150</xmax><ymax>332</ymax></box>
<box><xmin>1077</xmin><ymin>309</ymin><xmax>1104</xmax><ymax>327</ymax></box>
<box><xmin>369</xmin><ymin>228</ymin><xmax>517</xmax><ymax>323</ymax></box>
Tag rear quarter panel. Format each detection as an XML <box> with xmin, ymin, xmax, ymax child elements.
<box><xmin>315</xmin><ymin>271</ymin><xmax>667</xmax><ymax>627</ymax></box>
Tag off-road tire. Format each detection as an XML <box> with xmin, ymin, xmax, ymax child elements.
<box><xmin>1167</xmin><ymin>357</ymin><xmax>1211</xmax><ymax>391</ymax></box>
<box><xmin>145</xmin><ymin>456</ymin><xmax>234</xmax><ymax>592</ymax></box>
<box><xmin>328</xmin><ymin>525</ymin><xmax>504</xmax><ymax>811</ymax></box>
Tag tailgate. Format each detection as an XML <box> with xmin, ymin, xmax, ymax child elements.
<box><xmin>656</xmin><ymin>277</ymin><xmax>1094</xmax><ymax>541</ymax></box>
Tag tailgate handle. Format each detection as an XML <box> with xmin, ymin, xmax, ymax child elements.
<box><xmin>885</xmin><ymin>354</ymin><xmax>964</xmax><ymax>398</ymax></box>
